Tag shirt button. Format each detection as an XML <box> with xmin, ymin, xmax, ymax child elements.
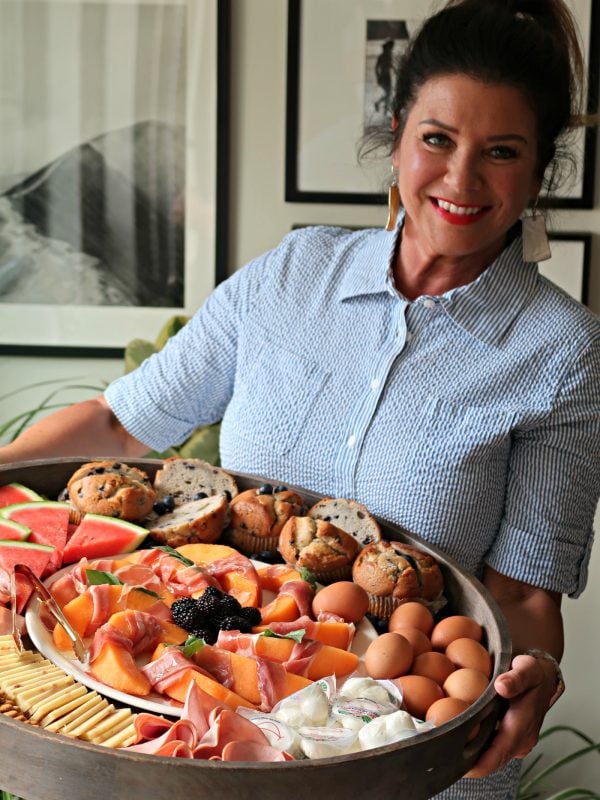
<box><xmin>423</xmin><ymin>299</ymin><xmax>436</xmax><ymax>309</ymax></box>
<box><xmin>370</xmin><ymin>378</ymin><xmax>380</xmax><ymax>391</ymax></box>
<box><xmin>347</xmin><ymin>435</ymin><xmax>357</xmax><ymax>448</ymax></box>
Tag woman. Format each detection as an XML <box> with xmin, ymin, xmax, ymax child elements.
<box><xmin>1</xmin><ymin>1</ymin><xmax>599</xmax><ymax>797</ymax></box>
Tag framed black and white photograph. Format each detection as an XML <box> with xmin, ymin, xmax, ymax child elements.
<box><xmin>286</xmin><ymin>0</ymin><xmax>598</xmax><ymax>207</ymax></box>
<box><xmin>0</xmin><ymin>0</ymin><xmax>230</xmax><ymax>355</ymax></box>
<box><xmin>543</xmin><ymin>233</ymin><xmax>591</xmax><ymax>304</ymax></box>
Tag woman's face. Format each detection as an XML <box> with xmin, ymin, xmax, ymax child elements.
<box><xmin>393</xmin><ymin>74</ymin><xmax>541</xmax><ymax>266</ymax></box>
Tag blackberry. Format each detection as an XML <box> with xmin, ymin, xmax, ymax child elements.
<box><xmin>216</xmin><ymin>594</ymin><xmax>242</xmax><ymax>617</ymax></box>
<box><xmin>196</xmin><ymin>587</ymin><xmax>224</xmax><ymax>616</ymax></box>
<box><xmin>191</xmin><ymin>626</ymin><xmax>218</xmax><ymax>645</ymax></box>
<box><xmin>171</xmin><ymin>597</ymin><xmax>203</xmax><ymax>630</ymax></box>
<box><xmin>239</xmin><ymin>606</ymin><xmax>262</xmax><ymax>626</ymax></box>
<box><xmin>219</xmin><ymin>615</ymin><xmax>252</xmax><ymax>632</ymax></box>
<box><xmin>257</xmin><ymin>483</ymin><xmax>273</xmax><ymax>495</ymax></box>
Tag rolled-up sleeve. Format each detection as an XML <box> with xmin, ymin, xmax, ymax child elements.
<box><xmin>487</xmin><ymin>336</ymin><xmax>600</xmax><ymax>596</ymax></box>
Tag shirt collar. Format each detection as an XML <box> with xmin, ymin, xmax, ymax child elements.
<box><xmin>338</xmin><ymin>214</ymin><xmax>540</xmax><ymax>346</ymax></box>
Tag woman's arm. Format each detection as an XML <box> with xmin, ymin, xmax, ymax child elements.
<box><xmin>466</xmin><ymin>566</ymin><xmax>564</xmax><ymax>778</ymax></box>
<box><xmin>0</xmin><ymin>395</ymin><xmax>150</xmax><ymax>464</ymax></box>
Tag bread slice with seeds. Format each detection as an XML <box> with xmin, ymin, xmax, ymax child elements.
<box><xmin>152</xmin><ymin>457</ymin><xmax>239</xmax><ymax>506</ymax></box>
<box><xmin>307</xmin><ymin>497</ymin><xmax>382</xmax><ymax>549</ymax></box>
<box><xmin>145</xmin><ymin>494</ymin><xmax>229</xmax><ymax>547</ymax></box>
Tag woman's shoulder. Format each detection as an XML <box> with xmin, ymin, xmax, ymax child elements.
<box><xmin>534</xmin><ymin>273</ymin><xmax>600</xmax><ymax>341</ymax></box>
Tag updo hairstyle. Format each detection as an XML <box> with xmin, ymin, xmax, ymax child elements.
<box><xmin>361</xmin><ymin>0</ymin><xmax>589</xmax><ymax>195</ymax></box>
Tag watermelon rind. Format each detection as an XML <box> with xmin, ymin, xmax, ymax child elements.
<box><xmin>62</xmin><ymin>513</ymin><xmax>149</xmax><ymax>564</ymax></box>
<box><xmin>0</xmin><ymin>500</ymin><xmax>71</xmax><ymax>518</ymax></box>
<box><xmin>0</xmin><ymin>518</ymin><xmax>31</xmax><ymax>541</ymax></box>
<box><xmin>0</xmin><ymin>482</ymin><xmax>44</xmax><ymax>507</ymax></box>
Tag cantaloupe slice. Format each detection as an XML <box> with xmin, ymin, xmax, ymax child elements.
<box><xmin>225</xmin><ymin>633</ymin><xmax>358</xmax><ymax>679</ymax></box>
<box><xmin>259</xmin><ymin>593</ymin><xmax>301</xmax><ymax>624</ymax></box>
<box><xmin>151</xmin><ymin>643</ymin><xmax>257</xmax><ymax>709</ymax></box>
<box><xmin>256</xmin><ymin>564</ymin><xmax>302</xmax><ymax>593</ymax></box>
<box><xmin>192</xmin><ymin>644</ymin><xmax>312</xmax><ymax>707</ymax></box>
<box><xmin>52</xmin><ymin>586</ymin><xmax>186</xmax><ymax>650</ymax></box>
<box><xmin>252</xmin><ymin>620</ymin><xmax>353</xmax><ymax>651</ymax></box>
<box><xmin>176</xmin><ymin>543</ymin><xmax>262</xmax><ymax>607</ymax></box>
<box><xmin>90</xmin><ymin>639</ymin><xmax>151</xmax><ymax>697</ymax></box>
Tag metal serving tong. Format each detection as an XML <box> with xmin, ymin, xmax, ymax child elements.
<box><xmin>11</xmin><ymin>564</ymin><xmax>88</xmax><ymax>664</ymax></box>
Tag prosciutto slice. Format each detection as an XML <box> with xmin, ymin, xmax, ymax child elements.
<box><xmin>89</xmin><ymin>610</ymin><xmax>162</xmax><ymax>662</ymax></box>
<box><xmin>122</xmin><ymin>682</ymin><xmax>293</xmax><ymax>762</ymax></box>
<box><xmin>141</xmin><ymin>648</ymin><xmax>213</xmax><ymax>696</ymax></box>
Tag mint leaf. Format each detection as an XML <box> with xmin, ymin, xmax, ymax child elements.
<box><xmin>86</xmin><ymin>569</ymin><xmax>123</xmax><ymax>586</ymax></box>
<box><xmin>134</xmin><ymin>587</ymin><xmax>161</xmax><ymax>599</ymax></box>
<box><xmin>300</xmin><ymin>567</ymin><xmax>318</xmax><ymax>591</ymax></box>
<box><xmin>182</xmin><ymin>635</ymin><xmax>205</xmax><ymax>657</ymax></box>
<box><xmin>152</xmin><ymin>545</ymin><xmax>195</xmax><ymax>567</ymax></box>
<box><xmin>262</xmin><ymin>628</ymin><xmax>306</xmax><ymax>644</ymax></box>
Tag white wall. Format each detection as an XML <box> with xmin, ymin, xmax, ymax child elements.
<box><xmin>1</xmin><ymin>0</ymin><xmax>599</xmax><ymax>788</ymax></box>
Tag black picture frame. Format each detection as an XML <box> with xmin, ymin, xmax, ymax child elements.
<box><xmin>544</xmin><ymin>232</ymin><xmax>592</xmax><ymax>305</ymax></box>
<box><xmin>285</xmin><ymin>0</ymin><xmax>598</xmax><ymax>208</ymax></box>
<box><xmin>0</xmin><ymin>0</ymin><xmax>230</xmax><ymax>357</ymax></box>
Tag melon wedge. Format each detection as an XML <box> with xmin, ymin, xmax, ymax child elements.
<box><xmin>0</xmin><ymin>518</ymin><xmax>31</xmax><ymax>542</ymax></box>
<box><xmin>62</xmin><ymin>514</ymin><xmax>149</xmax><ymax>564</ymax></box>
<box><xmin>1</xmin><ymin>501</ymin><xmax>70</xmax><ymax>574</ymax></box>
<box><xmin>0</xmin><ymin>482</ymin><xmax>43</xmax><ymax>508</ymax></box>
<box><xmin>176</xmin><ymin>543</ymin><xmax>262</xmax><ymax>607</ymax></box>
<box><xmin>0</xmin><ymin>539</ymin><xmax>55</xmax><ymax>612</ymax></box>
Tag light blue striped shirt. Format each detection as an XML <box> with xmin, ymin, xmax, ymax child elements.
<box><xmin>106</xmin><ymin>221</ymin><xmax>599</xmax><ymax>598</ymax></box>
<box><xmin>105</xmin><ymin>221</ymin><xmax>600</xmax><ymax>798</ymax></box>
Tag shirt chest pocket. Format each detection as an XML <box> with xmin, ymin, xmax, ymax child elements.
<box><xmin>408</xmin><ymin>395</ymin><xmax>516</xmax><ymax>489</ymax></box>
<box><xmin>227</xmin><ymin>338</ymin><xmax>330</xmax><ymax>456</ymax></box>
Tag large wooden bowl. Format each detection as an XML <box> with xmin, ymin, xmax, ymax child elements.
<box><xmin>0</xmin><ymin>458</ymin><xmax>511</xmax><ymax>800</ymax></box>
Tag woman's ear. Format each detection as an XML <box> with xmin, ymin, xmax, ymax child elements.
<box><xmin>391</xmin><ymin>114</ymin><xmax>399</xmax><ymax>132</ymax></box>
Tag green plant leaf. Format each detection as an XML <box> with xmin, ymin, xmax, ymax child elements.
<box><xmin>543</xmin><ymin>791</ymin><xmax>600</xmax><ymax>800</ymax></box>
<box><xmin>124</xmin><ymin>338</ymin><xmax>156</xmax><ymax>374</ymax></box>
<box><xmin>155</xmin><ymin>315</ymin><xmax>189</xmax><ymax>350</ymax></box>
<box><xmin>519</xmin><ymin>743</ymin><xmax>600</xmax><ymax>794</ymax></box>
<box><xmin>85</xmin><ymin>569</ymin><xmax>122</xmax><ymax>586</ymax></box>
<box><xmin>178</xmin><ymin>422</ymin><xmax>221</xmax><ymax>465</ymax></box>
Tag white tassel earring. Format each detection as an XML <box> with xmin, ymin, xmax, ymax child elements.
<box><xmin>522</xmin><ymin>198</ymin><xmax>551</xmax><ymax>262</ymax></box>
<box><xmin>385</xmin><ymin>167</ymin><xmax>401</xmax><ymax>231</ymax></box>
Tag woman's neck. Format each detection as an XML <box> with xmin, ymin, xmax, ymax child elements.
<box><xmin>393</xmin><ymin>223</ymin><xmax>507</xmax><ymax>301</ymax></box>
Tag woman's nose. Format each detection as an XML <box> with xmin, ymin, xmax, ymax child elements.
<box><xmin>444</xmin><ymin>150</ymin><xmax>483</xmax><ymax>193</ymax></box>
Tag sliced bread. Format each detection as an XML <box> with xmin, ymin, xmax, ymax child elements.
<box><xmin>145</xmin><ymin>494</ymin><xmax>229</xmax><ymax>547</ymax></box>
<box><xmin>308</xmin><ymin>497</ymin><xmax>381</xmax><ymax>548</ymax></box>
<box><xmin>152</xmin><ymin>457</ymin><xmax>239</xmax><ymax>505</ymax></box>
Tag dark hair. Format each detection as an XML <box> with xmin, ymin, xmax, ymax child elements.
<box><xmin>360</xmin><ymin>0</ymin><xmax>587</xmax><ymax>194</ymax></box>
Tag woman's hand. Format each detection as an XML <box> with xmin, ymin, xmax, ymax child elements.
<box><xmin>465</xmin><ymin>652</ymin><xmax>558</xmax><ymax>777</ymax></box>
<box><xmin>465</xmin><ymin>566</ymin><xmax>564</xmax><ymax>778</ymax></box>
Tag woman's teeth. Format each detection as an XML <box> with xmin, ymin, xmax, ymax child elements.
<box><xmin>436</xmin><ymin>199</ymin><xmax>484</xmax><ymax>215</ymax></box>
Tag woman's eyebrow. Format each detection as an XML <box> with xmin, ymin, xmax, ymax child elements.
<box><xmin>418</xmin><ymin>118</ymin><xmax>528</xmax><ymax>143</ymax></box>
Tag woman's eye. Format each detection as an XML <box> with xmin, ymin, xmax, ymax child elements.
<box><xmin>422</xmin><ymin>133</ymin><xmax>451</xmax><ymax>147</ymax></box>
<box><xmin>489</xmin><ymin>145</ymin><xmax>519</xmax><ymax>160</ymax></box>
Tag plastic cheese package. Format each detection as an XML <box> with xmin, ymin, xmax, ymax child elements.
<box><xmin>270</xmin><ymin>679</ymin><xmax>334</xmax><ymax>729</ymax></box>
<box><xmin>357</xmin><ymin>709</ymin><xmax>434</xmax><ymax>751</ymax></box>
<box><xmin>235</xmin><ymin>708</ymin><xmax>302</xmax><ymax>758</ymax></box>
<box><xmin>298</xmin><ymin>725</ymin><xmax>361</xmax><ymax>759</ymax></box>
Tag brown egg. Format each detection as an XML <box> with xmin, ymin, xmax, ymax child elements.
<box><xmin>394</xmin><ymin>674</ymin><xmax>445</xmax><ymax>719</ymax></box>
<box><xmin>425</xmin><ymin>697</ymin><xmax>479</xmax><ymax>741</ymax></box>
<box><xmin>388</xmin><ymin>601</ymin><xmax>434</xmax><ymax>635</ymax></box>
<box><xmin>411</xmin><ymin>651</ymin><xmax>456</xmax><ymax>686</ymax></box>
<box><xmin>364</xmin><ymin>632</ymin><xmax>413</xmax><ymax>679</ymax></box>
<box><xmin>445</xmin><ymin>637</ymin><xmax>492</xmax><ymax>678</ymax></box>
<box><xmin>389</xmin><ymin>625</ymin><xmax>432</xmax><ymax>658</ymax></box>
<box><xmin>430</xmin><ymin>615</ymin><xmax>483</xmax><ymax>650</ymax></box>
<box><xmin>311</xmin><ymin>581</ymin><xmax>369</xmax><ymax>624</ymax></box>
<box><xmin>443</xmin><ymin>668</ymin><xmax>489</xmax><ymax>704</ymax></box>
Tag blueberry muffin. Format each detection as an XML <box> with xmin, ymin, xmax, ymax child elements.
<box><xmin>278</xmin><ymin>516</ymin><xmax>359</xmax><ymax>584</ymax></box>
<box><xmin>146</xmin><ymin>494</ymin><xmax>229</xmax><ymax>547</ymax></box>
<box><xmin>226</xmin><ymin>483</ymin><xmax>307</xmax><ymax>556</ymax></box>
<box><xmin>67</xmin><ymin>461</ymin><xmax>155</xmax><ymax>522</ymax></box>
<box><xmin>308</xmin><ymin>497</ymin><xmax>382</xmax><ymax>549</ymax></box>
<box><xmin>152</xmin><ymin>457</ymin><xmax>239</xmax><ymax>506</ymax></box>
<box><xmin>352</xmin><ymin>539</ymin><xmax>443</xmax><ymax>619</ymax></box>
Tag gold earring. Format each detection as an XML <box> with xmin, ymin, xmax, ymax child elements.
<box><xmin>385</xmin><ymin>168</ymin><xmax>400</xmax><ymax>231</ymax></box>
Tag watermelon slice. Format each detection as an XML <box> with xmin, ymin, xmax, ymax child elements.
<box><xmin>0</xmin><ymin>539</ymin><xmax>55</xmax><ymax>612</ymax></box>
<box><xmin>62</xmin><ymin>514</ymin><xmax>149</xmax><ymax>564</ymax></box>
<box><xmin>0</xmin><ymin>501</ymin><xmax>70</xmax><ymax>575</ymax></box>
<box><xmin>0</xmin><ymin>518</ymin><xmax>31</xmax><ymax>542</ymax></box>
<box><xmin>0</xmin><ymin>482</ymin><xmax>43</xmax><ymax>508</ymax></box>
